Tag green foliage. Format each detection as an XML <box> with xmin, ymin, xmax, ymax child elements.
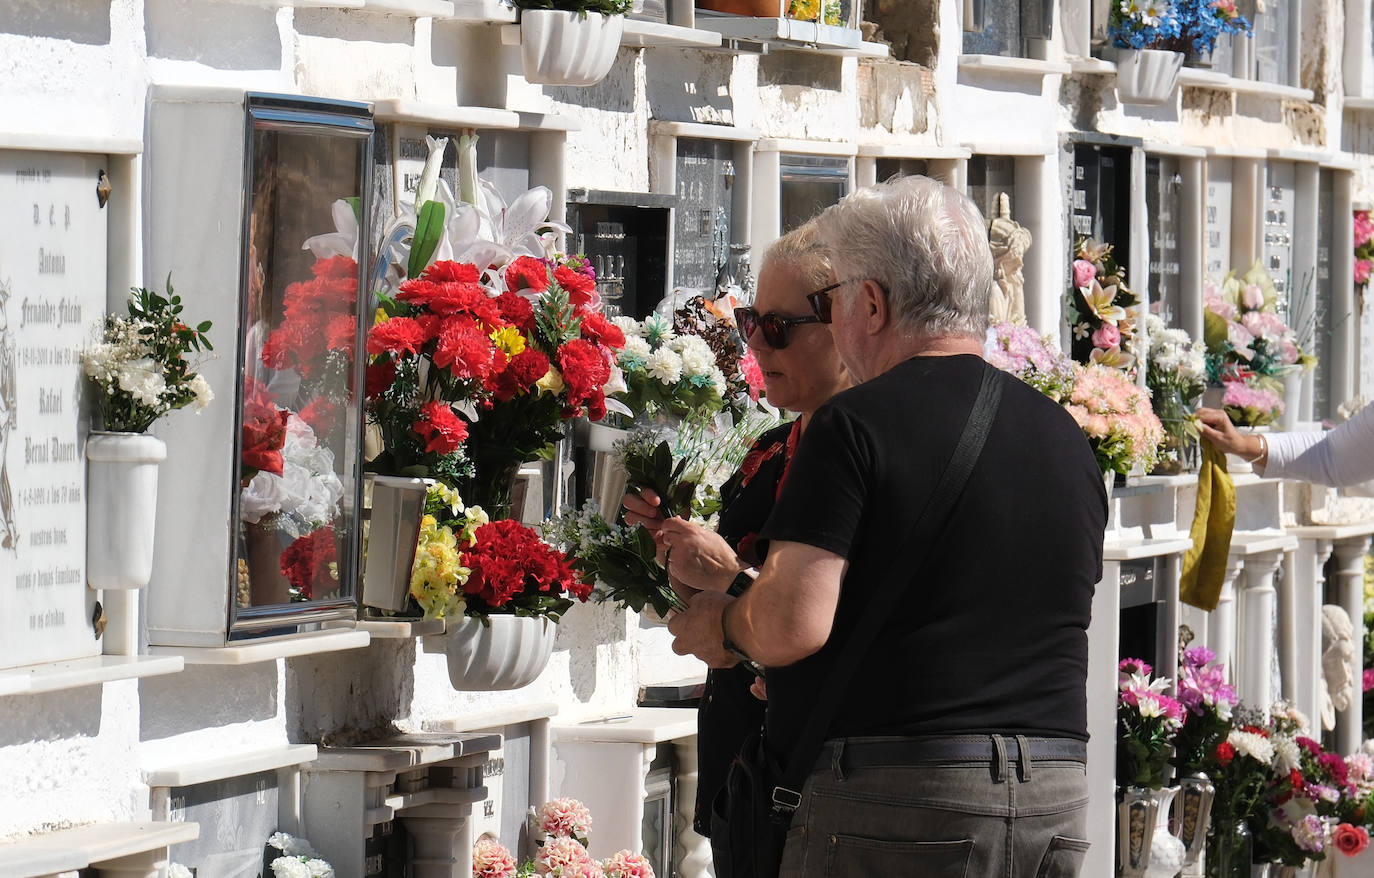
<box><xmin>408</xmin><ymin>200</ymin><xmax>446</xmax><ymax>279</ymax></box>
<box><xmin>620</xmin><ymin>438</ymin><xmax>697</xmax><ymax>520</ymax></box>
<box><xmin>511</xmin><ymin>0</ymin><xmax>632</xmax><ymax>16</ymax></box>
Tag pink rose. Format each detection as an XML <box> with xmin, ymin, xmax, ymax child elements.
<box><xmin>1241</xmin><ymin>283</ymin><xmax>1265</xmax><ymax>310</ymax></box>
<box><xmin>1092</xmin><ymin>324</ymin><xmax>1121</xmax><ymax>349</ymax></box>
<box><xmin>1072</xmin><ymin>259</ymin><xmax>1097</xmax><ymax>290</ymax></box>
<box><xmin>1356</xmin><ymin>210</ymin><xmax>1374</xmax><ymax>248</ymax></box>
<box><xmin>1356</xmin><ymin>259</ymin><xmax>1372</xmax><ymax>285</ymax></box>
<box><xmin>1335</xmin><ymin>823</ymin><xmax>1370</xmax><ymax>857</ymax></box>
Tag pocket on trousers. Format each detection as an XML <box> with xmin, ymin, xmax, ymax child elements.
<box><xmin>1034</xmin><ymin>835</ymin><xmax>1091</xmax><ymax>878</ymax></box>
<box><xmin>824</xmin><ymin>834</ymin><xmax>973</xmax><ymax>877</ymax></box>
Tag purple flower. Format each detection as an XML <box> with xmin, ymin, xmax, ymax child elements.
<box><xmin>1119</xmin><ymin>657</ymin><xmax>1152</xmax><ymax>677</ymax></box>
<box><xmin>1182</xmin><ymin>645</ymin><xmax>1216</xmax><ymax>668</ymax></box>
<box><xmin>1293</xmin><ymin>815</ymin><xmax>1325</xmax><ymax>853</ymax></box>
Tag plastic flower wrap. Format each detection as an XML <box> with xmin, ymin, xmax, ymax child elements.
<box><xmin>1117</xmin><ymin>658</ymin><xmax>1185</xmax><ymax>788</ymax></box>
<box><xmin>82</xmin><ymin>277</ymin><xmax>214</xmax><ymax>433</ymax></box>
<box><xmin>1067</xmin><ymin>237</ymin><xmax>1140</xmax><ymax>371</ymax></box>
<box><xmin>1063</xmin><ymin>364</ymin><xmax>1164</xmax><ymax>476</ymax></box>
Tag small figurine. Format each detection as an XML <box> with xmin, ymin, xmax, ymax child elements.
<box><xmin>987</xmin><ymin>193</ymin><xmax>1032</xmax><ymax>324</ymax></box>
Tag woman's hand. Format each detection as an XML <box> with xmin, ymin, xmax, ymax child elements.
<box><xmin>622</xmin><ymin>488</ymin><xmax>666</xmax><ymax>534</ymax></box>
<box><xmin>657</xmin><ymin>517</ymin><xmax>743</xmax><ymax>594</ymax></box>
<box><xmin>1196</xmin><ymin>407</ymin><xmax>1265</xmax><ymax>464</ymax></box>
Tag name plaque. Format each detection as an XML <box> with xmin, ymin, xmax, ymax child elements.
<box><xmin>0</xmin><ymin>149</ymin><xmax>106</xmax><ymax>670</ymax></box>
<box><xmin>1204</xmin><ymin>162</ymin><xmax>1232</xmax><ymax>280</ymax></box>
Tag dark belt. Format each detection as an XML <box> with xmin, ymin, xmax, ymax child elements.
<box><xmin>812</xmin><ymin>734</ymin><xmax>1087</xmax><ymax>773</ymax></box>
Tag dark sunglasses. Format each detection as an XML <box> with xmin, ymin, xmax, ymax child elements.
<box><xmin>805</xmin><ymin>281</ymin><xmax>843</xmax><ymax>324</ymax></box>
<box><xmin>733</xmin><ymin>306</ymin><xmax>822</xmax><ymax>349</ymax></box>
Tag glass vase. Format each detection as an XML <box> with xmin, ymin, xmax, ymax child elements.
<box><xmin>1206</xmin><ymin>817</ymin><xmax>1252</xmax><ymax>878</ymax></box>
<box><xmin>461</xmin><ymin>458</ymin><xmax>524</xmax><ymax>521</ymax></box>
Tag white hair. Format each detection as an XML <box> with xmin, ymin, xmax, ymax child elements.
<box><xmin>816</xmin><ymin>175</ymin><xmax>992</xmax><ymax>338</ymax></box>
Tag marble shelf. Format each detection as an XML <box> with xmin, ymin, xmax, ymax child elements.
<box><xmin>552</xmin><ymin>707</ymin><xmax>698</xmax><ymax>745</ymax></box>
<box><xmin>423</xmin><ymin>700</ymin><xmax>559</xmax><ymax>733</ymax></box>
<box><xmin>0</xmin><ymin>654</ymin><xmax>184</xmax><ymax>698</ymax></box>
<box><xmin>149</xmin><ymin>628</ymin><xmax>370</xmax><ymax>665</ymax></box>
<box><xmin>313</xmin><ymin>732</ymin><xmax>503</xmax><ymax>772</ymax></box>
<box><xmin>143</xmin><ymin>743</ymin><xmax>318</xmax><ymax>788</ymax></box>
<box><xmin>957</xmin><ymin>54</ymin><xmax>1072</xmax><ymax>76</ymax></box>
<box><xmin>0</xmin><ymin>821</ymin><xmax>201</xmax><ymax>878</ymax></box>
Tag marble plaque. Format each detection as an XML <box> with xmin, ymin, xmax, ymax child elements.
<box><xmin>674</xmin><ymin>138</ymin><xmax>734</xmax><ymax>294</ymax></box>
<box><xmin>1264</xmin><ymin>162</ymin><xmax>1296</xmax><ymax>306</ymax></box>
<box><xmin>1312</xmin><ymin>170</ymin><xmax>1334</xmax><ymax>419</ymax></box>
<box><xmin>1361</xmin><ymin>293</ymin><xmax>1374</xmax><ymax>399</ymax></box>
<box><xmin>166</xmin><ymin>770</ymin><xmax>280</xmax><ymax>877</ymax></box>
<box><xmin>0</xmin><ymin>149</ymin><xmax>106</xmax><ymax>671</ymax></box>
<box><xmin>1146</xmin><ymin>155</ymin><xmax>1182</xmax><ymax>324</ymax></box>
<box><xmin>1205</xmin><ymin>161</ymin><xmax>1233</xmax><ymax>280</ymax></box>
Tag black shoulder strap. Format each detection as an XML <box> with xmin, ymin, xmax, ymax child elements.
<box><xmin>771</xmin><ymin>361</ymin><xmax>1004</xmax><ymax>813</ymax></box>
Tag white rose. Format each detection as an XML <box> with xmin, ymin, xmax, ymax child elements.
<box><xmin>646</xmin><ymin>348</ymin><xmax>683</xmax><ymax>385</ymax></box>
<box><xmin>240</xmin><ymin>471</ymin><xmax>289</xmax><ymax>524</ymax></box>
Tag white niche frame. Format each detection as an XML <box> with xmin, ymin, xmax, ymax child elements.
<box><xmin>1140</xmin><ymin>142</ymin><xmax>1207</xmax><ymax>341</ymax></box>
<box><xmin>749</xmin><ymin>138</ymin><xmax>857</xmax><ymax>261</ymax></box>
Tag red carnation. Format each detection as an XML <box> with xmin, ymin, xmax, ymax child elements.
<box><xmin>495</xmin><ymin>290</ymin><xmax>536</xmax><ymax>333</ymax></box>
<box><xmin>434</xmin><ymin>318</ymin><xmax>496</xmax><ymax>380</ymax></box>
<box><xmin>486</xmin><ymin>348</ymin><xmax>550</xmax><ymax>402</ymax></box>
<box><xmin>504</xmin><ymin>255</ymin><xmax>550</xmax><ymax>293</ymax></box>
<box><xmin>1215</xmin><ymin>741</ymin><xmax>1236</xmax><ymax>766</ymax></box>
<box><xmin>279</xmin><ymin>525</ymin><xmax>337</xmax><ymax>600</ymax></box>
<box><xmin>366</xmin><ymin>360</ymin><xmax>397</xmax><ymax>398</ymax></box>
<box><xmin>299</xmin><ymin>397</ymin><xmax>340</xmax><ymax>439</ymax></box>
<box><xmin>1290</xmin><ymin>768</ymin><xmax>1305</xmax><ymax>790</ymax></box>
<box><xmin>412</xmin><ymin>400</ymin><xmax>469</xmax><ymax>455</ymax></box>
<box><xmin>367</xmin><ymin>316</ymin><xmax>432</xmax><ymax>357</ymax></box>
<box><xmin>557</xmin><ymin>338</ymin><xmax>611</xmax><ymax>411</ymax></box>
<box><xmin>325</xmin><ymin>313</ymin><xmax>357</xmax><ymax>354</ymax></box>
<box><xmin>554</xmin><ymin>265</ymin><xmax>597</xmax><ymax>306</ymax></box>
<box><xmin>461</xmin><ymin>519</ymin><xmax>590</xmax><ymax>609</ymax></box>
<box><xmin>241</xmin><ymin>379</ymin><xmax>289</xmax><ymax>477</ymax></box>
<box><xmin>422</xmin><ymin>261</ymin><xmax>482</xmax><ymax>284</ymax></box>
<box><xmin>397</xmin><ymin>276</ymin><xmax>501</xmax><ymax>323</ymax></box>
<box><xmin>578</xmin><ymin>309</ymin><xmax>625</xmax><ymax>350</ymax></box>
<box><xmin>1336</xmin><ymin>823</ymin><xmax>1370</xmax><ymax>856</ymax></box>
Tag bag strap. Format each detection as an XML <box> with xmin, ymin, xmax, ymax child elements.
<box><xmin>770</xmin><ymin>361</ymin><xmax>1004</xmax><ymax>817</ymax></box>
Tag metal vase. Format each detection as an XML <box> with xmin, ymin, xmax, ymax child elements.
<box><xmin>1173</xmin><ymin>772</ymin><xmax>1216</xmax><ymax>866</ymax></box>
<box><xmin>1119</xmin><ymin>785</ymin><xmax>1161</xmax><ymax>877</ymax></box>
<box><xmin>360</xmin><ymin>474</ymin><xmax>429</xmax><ymax>612</ymax></box>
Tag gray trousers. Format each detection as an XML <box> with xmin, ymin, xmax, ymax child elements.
<box><xmin>777</xmin><ymin>735</ymin><xmax>1091</xmax><ymax>877</ymax></box>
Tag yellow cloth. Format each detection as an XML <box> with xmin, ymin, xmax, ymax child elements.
<box><xmin>1179</xmin><ymin>442</ymin><xmax>1236</xmax><ymax>611</ymax></box>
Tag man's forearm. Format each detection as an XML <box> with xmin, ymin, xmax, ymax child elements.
<box><xmin>721</xmin><ymin>572</ymin><xmax>830</xmax><ymax>668</ymax></box>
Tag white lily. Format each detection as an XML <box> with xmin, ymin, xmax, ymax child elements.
<box><xmin>302</xmin><ymin>199</ymin><xmax>360</xmax><ymax>261</ymax></box>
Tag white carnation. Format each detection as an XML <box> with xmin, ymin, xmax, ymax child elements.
<box><xmin>611</xmin><ymin>315</ymin><xmax>642</xmax><ymax>338</ymax></box>
<box><xmin>1227</xmin><ymin>729</ymin><xmax>1274</xmax><ymax>765</ymax></box>
<box><xmin>1272</xmin><ymin>736</ymin><xmax>1299</xmax><ymax>773</ymax></box>
<box><xmin>619</xmin><ymin>336</ymin><xmax>652</xmax><ymax>363</ymax></box>
<box><xmin>646</xmin><ymin>348</ymin><xmax>683</xmax><ymax>385</ymax></box>
<box><xmin>679</xmin><ymin>344</ymin><xmax>717</xmax><ymax>379</ymax></box>
<box><xmin>116</xmin><ymin>358</ymin><xmax>167</xmax><ymax>407</ymax></box>
<box><xmin>271</xmin><ymin>858</ymin><xmax>312</xmax><ymax>878</ymax></box>
<box><xmin>189</xmin><ymin>373</ymin><xmax>214</xmax><ymax>411</ymax></box>
<box><xmin>268</xmin><ymin>832</ymin><xmax>317</xmax><ymax>857</ymax></box>
<box><xmin>305</xmin><ymin>859</ymin><xmax>335</xmax><ymax>878</ymax></box>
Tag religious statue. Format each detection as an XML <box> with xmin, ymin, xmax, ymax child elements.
<box><xmin>987</xmin><ymin>192</ymin><xmax>1032</xmax><ymax>324</ymax></box>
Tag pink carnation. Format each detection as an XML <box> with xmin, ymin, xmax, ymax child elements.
<box><xmin>601</xmin><ymin>850</ymin><xmax>655</xmax><ymax>878</ymax></box>
<box><xmin>1072</xmin><ymin>259</ymin><xmax>1097</xmax><ymax>289</ymax></box>
<box><xmin>538</xmin><ymin>798</ymin><xmax>593</xmax><ymax>841</ymax></box>
<box><xmin>536</xmin><ymin>837</ymin><xmax>602</xmax><ymax>877</ymax></box>
<box><xmin>473</xmin><ymin>837</ymin><xmax>519</xmax><ymax>878</ymax></box>
<box><xmin>1357</xmin><ymin>259</ymin><xmax>1372</xmax><ymax>285</ymax></box>
<box><xmin>739</xmin><ymin>348</ymin><xmax>765</xmax><ymax>401</ymax></box>
<box><xmin>1356</xmin><ymin>210</ymin><xmax>1374</xmax><ymax>248</ymax></box>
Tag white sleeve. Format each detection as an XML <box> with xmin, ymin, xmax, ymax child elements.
<box><xmin>1261</xmin><ymin>405</ymin><xmax>1374</xmax><ymax>492</ymax></box>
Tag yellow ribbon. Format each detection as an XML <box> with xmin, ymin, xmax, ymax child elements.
<box><xmin>1179</xmin><ymin>442</ymin><xmax>1236</xmax><ymax>611</ymax></box>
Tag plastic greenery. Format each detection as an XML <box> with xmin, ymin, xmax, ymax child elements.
<box><xmin>509</xmin><ymin>0</ymin><xmax>632</xmax><ymax>15</ymax></box>
<box><xmin>542</xmin><ymin>501</ymin><xmax>686</xmax><ymax>618</ymax></box>
<box><xmin>82</xmin><ymin>276</ymin><xmax>214</xmax><ymax>433</ymax></box>
<box><xmin>618</xmin><ymin>434</ymin><xmax>698</xmax><ymax>521</ymax></box>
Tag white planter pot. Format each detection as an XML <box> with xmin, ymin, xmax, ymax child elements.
<box><xmin>1279</xmin><ymin>368</ymin><xmax>1304</xmax><ymax>432</ymax></box>
<box><xmin>361</xmin><ymin>474</ymin><xmax>429</xmax><ymax>613</ymax></box>
<box><xmin>422</xmin><ymin>614</ymin><xmax>556</xmax><ymax>690</ymax></box>
<box><xmin>86</xmin><ymin>431</ymin><xmax>167</xmax><ymax>590</ymax></box>
<box><xmin>1114</xmin><ymin>48</ymin><xmax>1184</xmax><ymax>105</ymax></box>
<box><xmin>519</xmin><ymin>9</ymin><xmax>625</xmax><ymax>87</ymax></box>
<box><xmin>575</xmin><ymin>420</ymin><xmax>631</xmax><ymax>517</ymax></box>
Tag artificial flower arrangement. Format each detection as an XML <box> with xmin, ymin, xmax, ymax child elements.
<box><xmin>1108</xmin><ymin>0</ymin><xmax>1250</xmax><ymax>54</ymax></box>
<box><xmin>82</xmin><ymin>277</ymin><xmax>214</xmax><ymax>433</ymax></box>
<box><xmin>1202</xmin><ymin>261</ymin><xmax>1311</xmax><ymax>427</ymax></box>
<box><xmin>1118</xmin><ymin>658</ymin><xmax>1186</xmax><ymax>789</ymax></box>
<box><xmin>1067</xmin><ymin>236</ymin><xmax>1140</xmax><ymax>372</ymax></box>
<box><xmin>1171</xmin><ymin>644</ymin><xmax>1238</xmax><ymax>778</ymax></box>
<box><xmin>786</xmin><ymin>0</ymin><xmax>841</xmax><ymax>26</ymax></box>
<box><xmin>985</xmin><ymin>322</ymin><xmax>1163</xmax><ymax>476</ymax></box>
<box><xmin>609</xmin><ymin>312</ymin><xmax>727</xmax><ymax>424</ymax></box>
<box><xmin>1355</xmin><ymin>210</ymin><xmax>1374</xmax><ymax>289</ymax></box>
<box><xmin>471</xmin><ymin>797</ymin><xmax>656</xmax><ymax>878</ymax></box>
<box><xmin>1144</xmin><ymin>313</ymin><xmax>1208</xmax><ymax>473</ymax></box>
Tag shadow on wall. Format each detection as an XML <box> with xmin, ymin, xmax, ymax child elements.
<box><xmin>556</xmin><ymin>600</ymin><xmax>630</xmax><ymax>704</ymax></box>
<box><xmin>284</xmin><ymin>638</ymin><xmax>416</xmax><ymax>746</ymax></box>
<box><xmin>0</xmin><ymin>685</ymin><xmax>102</xmax><ymax>745</ymax></box>
<box><xmin>546</xmin><ymin>48</ymin><xmax>639</xmax><ymax>115</ymax></box>
<box><xmin>0</xmin><ymin>0</ymin><xmax>110</xmax><ymax>45</ymax></box>
<box><xmin>644</xmin><ymin>48</ymin><xmax>737</xmax><ymax>126</ymax></box>
<box><xmin>139</xmin><ymin>663</ymin><xmax>279</xmax><ymax>740</ymax></box>
<box><xmin>144</xmin><ymin>0</ymin><xmax>282</xmax><ymax>71</ymax></box>
<box><xmin>294</xmin><ymin>7</ymin><xmax>416</xmax><ymax>44</ymax></box>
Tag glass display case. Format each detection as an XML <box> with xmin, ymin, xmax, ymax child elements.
<box><xmin>231</xmin><ymin>95</ymin><xmax>371</xmax><ymax>632</ymax></box>
<box><xmin>779</xmin><ymin>153</ymin><xmax>849</xmax><ymax>235</ymax></box>
<box><xmin>1146</xmin><ymin>154</ymin><xmax>1184</xmax><ymax>325</ymax></box>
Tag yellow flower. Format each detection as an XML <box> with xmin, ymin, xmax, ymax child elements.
<box><xmin>490</xmin><ymin>326</ymin><xmax>526</xmax><ymax>356</ymax></box>
<box><xmin>374</xmin><ymin>306</ymin><xmax>388</xmax><ymax>326</ymax></box>
<box><xmin>409</xmin><ymin>515</ymin><xmax>471</xmax><ymax>619</ymax></box>
<box><xmin>536</xmin><ymin>366</ymin><xmax>565</xmax><ymax>396</ymax></box>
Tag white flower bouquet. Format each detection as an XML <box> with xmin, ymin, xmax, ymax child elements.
<box><xmin>82</xmin><ymin>277</ymin><xmax>213</xmax><ymax>432</ymax></box>
<box><xmin>609</xmin><ymin>313</ymin><xmax>727</xmax><ymax>424</ymax></box>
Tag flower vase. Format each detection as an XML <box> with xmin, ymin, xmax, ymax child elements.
<box><xmin>1206</xmin><ymin>817</ymin><xmax>1253</xmax><ymax>878</ymax></box>
<box><xmin>1113</xmin><ymin>48</ymin><xmax>1184</xmax><ymax>105</ymax></box>
<box><xmin>1278</xmin><ymin>368</ymin><xmax>1303</xmax><ymax>432</ymax></box>
<box><xmin>1145</xmin><ymin>787</ymin><xmax>1187</xmax><ymax>878</ymax></box>
<box><xmin>518</xmin><ymin>9</ymin><xmax>624</xmax><ymax>87</ymax></box>
<box><xmin>573</xmin><ymin>419</ymin><xmax>630</xmax><ymax>517</ymax></box>
<box><xmin>421</xmin><ymin>614</ymin><xmax>556</xmax><ymax>690</ymax></box>
<box><xmin>360</xmin><ymin>474</ymin><xmax>429</xmax><ymax>613</ymax></box>
<box><xmin>462</xmin><ymin>458</ymin><xmax>525</xmax><ymax>522</ymax></box>
<box><xmin>1119</xmin><ymin>785</ymin><xmax>1162</xmax><ymax>876</ymax></box>
<box><xmin>1173</xmin><ymin>772</ymin><xmax>1216</xmax><ymax>867</ymax></box>
<box><xmin>86</xmin><ymin>431</ymin><xmax>167</xmax><ymax>590</ymax></box>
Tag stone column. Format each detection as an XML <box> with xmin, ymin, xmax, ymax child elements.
<box><xmin>1236</xmin><ymin>550</ymin><xmax>1284</xmax><ymax>713</ymax></box>
<box><xmin>672</xmin><ymin>734</ymin><xmax>713</xmax><ymax>878</ymax></box>
<box><xmin>1285</xmin><ymin>538</ymin><xmax>1333</xmax><ymax>729</ymax></box>
<box><xmin>1206</xmin><ymin>557</ymin><xmax>1247</xmax><ymax>684</ymax></box>
<box><xmin>403</xmin><ymin>805</ymin><xmax>471</xmax><ymax>878</ymax></box>
<box><xmin>1331</xmin><ymin>537</ymin><xmax>1372</xmax><ymax>755</ymax></box>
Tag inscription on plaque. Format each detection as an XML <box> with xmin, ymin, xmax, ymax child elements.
<box><xmin>674</xmin><ymin>139</ymin><xmax>735</xmax><ymax>293</ymax></box>
<box><xmin>0</xmin><ymin>149</ymin><xmax>105</xmax><ymax>670</ymax></box>
<box><xmin>1264</xmin><ymin>162</ymin><xmax>1296</xmax><ymax>306</ymax></box>
<box><xmin>1146</xmin><ymin>155</ymin><xmax>1183</xmax><ymax>324</ymax></box>
<box><xmin>1205</xmin><ymin>164</ymin><xmax>1233</xmax><ymax>281</ymax></box>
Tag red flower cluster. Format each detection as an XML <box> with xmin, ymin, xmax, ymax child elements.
<box><xmin>261</xmin><ymin>255</ymin><xmax>358</xmax><ymax>380</ymax></box>
<box><xmin>504</xmin><ymin>255</ymin><xmax>548</xmax><ymax>293</ymax></box>
<box><xmin>279</xmin><ymin>525</ymin><xmax>338</xmax><ymax>600</ymax></box>
<box><xmin>461</xmin><ymin>519</ymin><xmax>592</xmax><ymax>609</ymax></box>
<box><xmin>413</xmin><ymin>401</ymin><xmax>469</xmax><ymax>454</ymax></box>
<box><xmin>1215</xmin><ymin>741</ymin><xmax>1236</xmax><ymax>766</ymax></box>
<box><xmin>299</xmin><ymin>397</ymin><xmax>341</xmax><ymax>440</ymax></box>
<box><xmin>241</xmin><ymin>378</ymin><xmax>289</xmax><ymax>477</ymax></box>
<box><xmin>557</xmin><ymin>338</ymin><xmax>611</xmax><ymax>419</ymax></box>
<box><xmin>554</xmin><ymin>264</ymin><xmax>596</xmax><ymax>307</ymax></box>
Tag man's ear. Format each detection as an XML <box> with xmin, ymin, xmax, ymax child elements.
<box><xmin>860</xmin><ymin>279</ymin><xmax>890</xmax><ymax>335</ymax></box>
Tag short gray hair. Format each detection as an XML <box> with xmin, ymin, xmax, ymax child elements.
<box><xmin>816</xmin><ymin>176</ymin><xmax>992</xmax><ymax>338</ymax></box>
<box><xmin>760</xmin><ymin>218</ymin><xmax>833</xmax><ymax>292</ymax></box>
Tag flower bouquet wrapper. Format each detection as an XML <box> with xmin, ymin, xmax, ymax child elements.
<box><xmin>1180</xmin><ymin>442</ymin><xmax>1235</xmax><ymax>611</ymax></box>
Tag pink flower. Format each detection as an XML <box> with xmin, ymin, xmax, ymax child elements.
<box><xmin>1092</xmin><ymin>323</ymin><xmax>1121</xmax><ymax>349</ymax></box>
<box><xmin>1357</xmin><ymin>259</ymin><xmax>1372</xmax><ymax>285</ymax></box>
<box><xmin>1363</xmin><ymin>667</ymin><xmax>1374</xmax><ymax>692</ymax></box>
<box><xmin>1241</xmin><ymin>283</ymin><xmax>1265</xmax><ymax>310</ymax></box>
<box><xmin>536</xmin><ymin>837</ymin><xmax>602</xmax><ymax>877</ymax></box>
<box><xmin>739</xmin><ymin>348</ymin><xmax>765</xmax><ymax>401</ymax></box>
<box><xmin>1072</xmin><ymin>259</ymin><xmax>1097</xmax><ymax>290</ymax></box>
<box><xmin>1205</xmin><ymin>295</ymin><xmax>1237</xmax><ymax>322</ymax></box>
<box><xmin>1356</xmin><ymin>210</ymin><xmax>1374</xmax><ymax>248</ymax></box>
<box><xmin>537</xmin><ymin>798</ymin><xmax>593</xmax><ymax>842</ymax></box>
<box><xmin>601</xmin><ymin>850</ymin><xmax>655</xmax><ymax>878</ymax></box>
<box><xmin>1335</xmin><ymin>823</ymin><xmax>1370</xmax><ymax>856</ymax></box>
<box><xmin>473</xmin><ymin>837</ymin><xmax>519</xmax><ymax>878</ymax></box>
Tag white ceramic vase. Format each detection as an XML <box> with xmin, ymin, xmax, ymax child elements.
<box><xmin>86</xmin><ymin>431</ymin><xmax>167</xmax><ymax>590</ymax></box>
<box><xmin>1278</xmin><ymin>367</ymin><xmax>1304</xmax><ymax>432</ymax></box>
<box><xmin>422</xmin><ymin>614</ymin><xmax>556</xmax><ymax>690</ymax></box>
<box><xmin>1114</xmin><ymin>48</ymin><xmax>1184</xmax><ymax>105</ymax></box>
<box><xmin>1144</xmin><ymin>787</ymin><xmax>1187</xmax><ymax>878</ymax></box>
<box><xmin>519</xmin><ymin>9</ymin><xmax>625</xmax><ymax>87</ymax></box>
<box><xmin>360</xmin><ymin>474</ymin><xmax>429</xmax><ymax>613</ymax></box>
<box><xmin>575</xmin><ymin>419</ymin><xmax>631</xmax><ymax>517</ymax></box>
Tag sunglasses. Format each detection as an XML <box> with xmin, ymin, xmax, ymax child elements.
<box><xmin>805</xmin><ymin>277</ymin><xmax>877</xmax><ymax>324</ymax></box>
<box><xmin>733</xmin><ymin>306</ymin><xmax>822</xmax><ymax>349</ymax></box>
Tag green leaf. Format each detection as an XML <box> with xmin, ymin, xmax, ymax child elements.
<box><xmin>408</xmin><ymin>200</ymin><xmax>446</xmax><ymax>280</ymax></box>
<box><xmin>345</xmin><ymin>196</ymin><xmax>362</xmax><ymax>223</ymax></box>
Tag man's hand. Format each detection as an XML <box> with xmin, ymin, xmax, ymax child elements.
<box><xmin>622</xmin><ymin>488</ymin><xmax>666</xmax><ymax>533</ymax></box>
<box><xmin>657</xmin><ymin>517</ymin><xmax>742</xmax><ymax>593</ymax></box>
<box><xmin>666</xmin><ymin>589</ymin><xmax>737</xmax><ymax>669</ymax></box>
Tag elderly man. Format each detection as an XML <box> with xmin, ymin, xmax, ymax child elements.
<box><xmin>660</xmin><ymin>175</ymin><xmax>1106</xmax><ymax>877</ymax></box>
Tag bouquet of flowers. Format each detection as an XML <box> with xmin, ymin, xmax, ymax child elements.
<box><xmin>1203</xmin><ymin>261</ymin><xmax>1310</xmax><ymax>427</ymax></box>
<box><xmin>1250</xmin><ymin>706</ymin><xmax>1333</xmax><ymax>867</ymax></box>
<box><xmin>1118</xmin><ymin>658</ymin><xmax>1185</xmax><ymax>788</ymax></box>
<box><xmin>669</xmin><ymin>294</ymin><xmax>767</xmax><ymax>421</ymax></box>
<box><xmin>1064</xmin><ymin>364</ymin><xmax>1165</xmax><ymax>476</ymax></box>
<box><xmin>542</xmin><ymin>500</ymin><xmax>685</xmax><ymax>618</ymax></box>
<box><xmin>264</xmin><ymin>831</ymin><xmax>335</xmax><ymax>878</ymax></box>
<box><xmin>1109</xmin><ymin>0</ymin><xmax>1250</xmax><ymax>53</ymax></box>
<box><xmin>407</xmin><ymin>481</ymin><xmax>489</xmax><ymax>619</ymax></box>
<box><xmin>610</xmin><ymin>312</ymin><xmax>727</xmax><ymax>424</ymax></box>
<box><xmin>1356</xmin><ymin>210</ymin><xmax>1374</xmax><ymax>289</ymax></box>
<box><xmin>1067</xmin><ymin>237</ymin><xmax>1140</xmax><ymax>371</ymax></box>
<box><xmin>1172</xmin><ymin>644</ymin><xmax>1238</xmax><ymax>776</ymax></box>
<box><xmin>1145</xmin><ymin>313</ymin><xmax>1207</xmax><ymax>473</ymax></box>
<box><xmin>1205</xmin><ymin>710</ymin><xmax>1276</xmax><ymax>824</ymax></box>
<box><xmin>984</xmin><ymin>322</ymin><xmax>1076</xmax><ymax>402</ymax></box>
<box><xmin>471</xmin><ymin>797</ymin><xmax>656</xmax><ymax>878</ymax></box>
<box><xmin>83</xmin><ymin>278</ymin><xmax>214</xmax><ymax>432</ymax></box>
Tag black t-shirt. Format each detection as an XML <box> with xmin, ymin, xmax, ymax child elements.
<box><xmin>758</xmin><ymin>354</ymin><xmax>1106</xmax><ymax>756</ymax></box>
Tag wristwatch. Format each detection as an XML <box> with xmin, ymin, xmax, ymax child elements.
<box><xmin>726</xmin><ymin>566</ymin><xmax>758</xmax><ymax>597</ymax></box>
<box><xmin>721</xmin><ymin>589</ymin><xmax>765</xmax><ymax>677</ymax></box>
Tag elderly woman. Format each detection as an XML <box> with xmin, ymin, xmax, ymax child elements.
<box><xmin>623</xmin><ymin>220</ymin><xmax>851</xmax><ymax>858</ymax></box>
